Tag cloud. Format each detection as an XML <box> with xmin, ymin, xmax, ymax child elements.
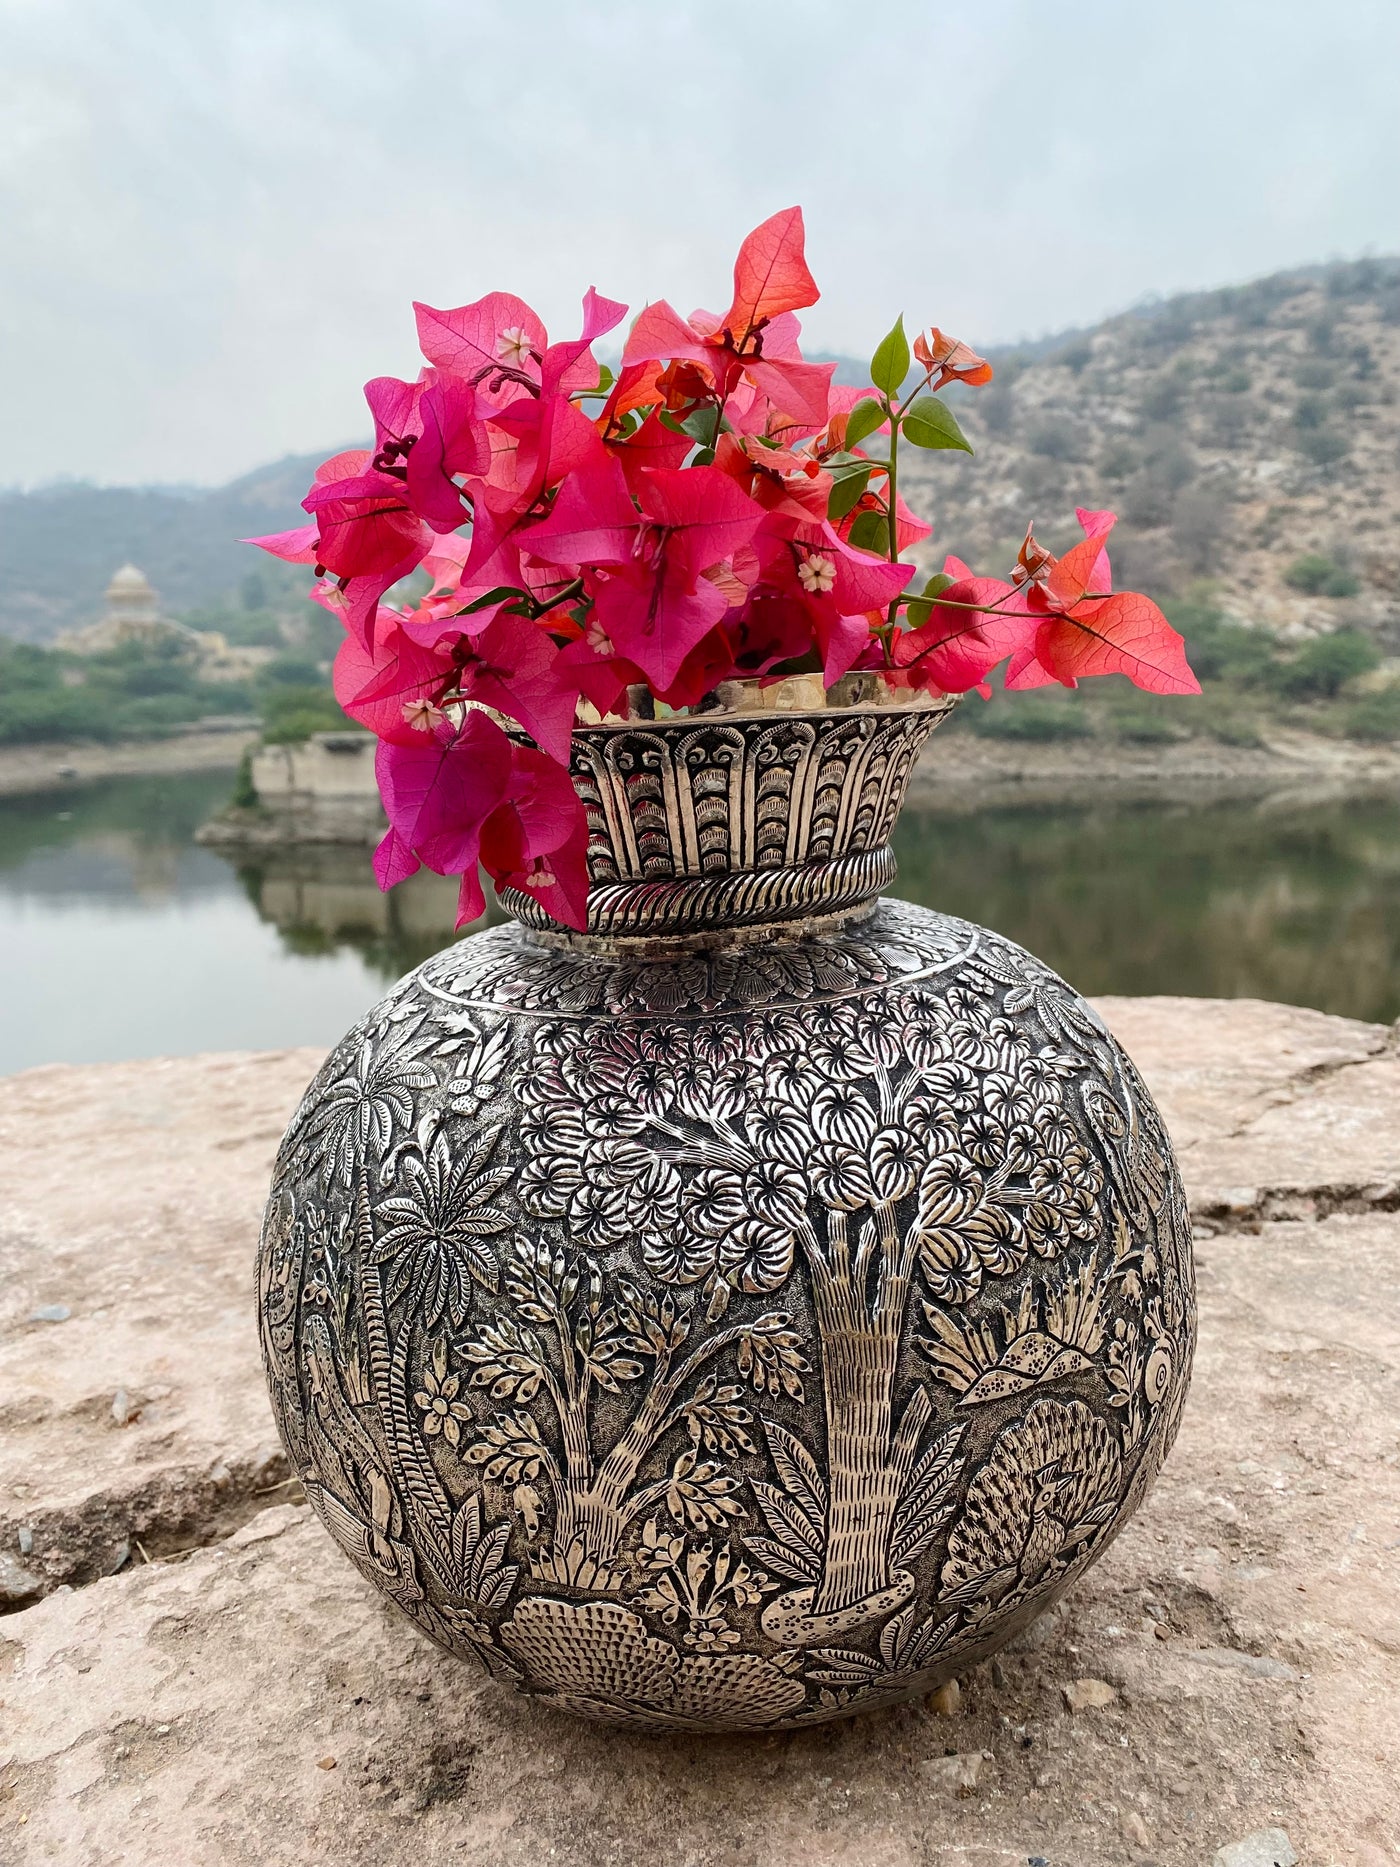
<box><xmin>1</xmin><ymin>0</ymin><xmax>1398</xmax><ymax>484</ymax></box>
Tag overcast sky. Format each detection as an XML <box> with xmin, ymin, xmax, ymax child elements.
<box><xmin>3</xmin><ymin>0</ymin><xmax>1398</xmax><ymax>489</ymax></box>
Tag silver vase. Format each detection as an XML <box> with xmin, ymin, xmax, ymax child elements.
<box><xmin>257</xmin><ymin>693</ymin><xmax>1194</xmax><ymax>1729</ymax></box>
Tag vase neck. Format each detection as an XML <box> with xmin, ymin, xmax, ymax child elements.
<box><xmin>517</xmin><ymin>896</ymin><xmax>883</xmax><ymax>963</ymax></box>
<box><xmin>500</xmin><ymin>696</ymin><xmax>955</xmax><ymax>942</ymax></box>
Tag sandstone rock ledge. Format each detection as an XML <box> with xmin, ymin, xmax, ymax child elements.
<box><xmin>1</xmin><ymin>999</ymin><xmax>1398</xmax><ymax>1867</ymax></box>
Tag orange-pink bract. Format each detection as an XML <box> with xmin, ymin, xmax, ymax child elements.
<box><xmin>912</xmin><ymin>327</ymin><xmax>994</xmax><ymax>389</ymax></box>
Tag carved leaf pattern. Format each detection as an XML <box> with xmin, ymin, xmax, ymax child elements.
<box><xmin>370</xmin><ymin>1126</ymin><xmax>509</xmax><ymax>1327</ymax></box>
<box><xmin>889</xmin><ymin>1422</ymin><xmax>967</xmax><ymax>1567</ymax></box>
<box><xmin>747</xmin><ymin>1419</ymin><xmax>827</xmax><ymax>1586</ymax></box>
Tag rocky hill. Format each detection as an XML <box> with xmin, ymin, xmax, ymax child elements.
<box><xmin>3</xmin><ymin>256</ymin><xmax>1398</xmax><ymax>646</ymax></box>
<box><xmin>902</xmin><ymin>256</ymin><xmax>1400</xmax><ymax>644</ymax></box>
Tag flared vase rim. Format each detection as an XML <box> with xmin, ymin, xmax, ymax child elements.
<box><xmin>561</xmin><ymin>686</ymin><xmax>958</xmax><ymax>740</ymax></box>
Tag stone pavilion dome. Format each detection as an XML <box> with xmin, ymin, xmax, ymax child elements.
<box><xmin>103</xmin><ymin>565</ymin><xmax>160</xmax><ymax>626</ymax></box>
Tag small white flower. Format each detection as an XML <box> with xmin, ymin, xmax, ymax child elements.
<box><xmin>584</xmin><ymin>616</ymin><xmax>615</xmax><ymax>654</ymax></box>
<box><xmin>797</xmin><ymin>551</ymin><xmax>837</xmax><ymax>595</ymax></box>
<box><xmin>496</xmin><ymin>325</ymin><xmax>533</xmax><ymax>368</ymax></box>
<box><xmin>401</xmin><ymin>698</ymin><xmax>445</xmax><ymax>732</ymax></box>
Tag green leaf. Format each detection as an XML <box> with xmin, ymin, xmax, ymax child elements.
<box><xmin>827</xmin><ymin>465</ymin><xmax>873</xmax><ymax>522</ymax></box>
<box><xmin>902</xmin><ymin>572</ymin><xmax>956</xmax><ymax>630</ymax></box>
<box><xmin>590</xmin><ymin>363</ymin><xmax>615</xmax><ymax>395</ymax></box>
<box><xmin>869</xmin><ymin>317</ymin><xmax>910</xmax><ymax>397</ymax></box>
<box><xmin>845</xmin><ymin>398</ymin><xmax>887</xmax><ymax>449</ymax></box>
<box><xmin>847</xmin><ymin>510</ymin><xmax>889</xmax><ymax>555</ymax></box>
<box><xmin>461</xmin><ymin>585</ymin><xmax>527</xmax><ymax>615</ymax></box>
<box><xmin>679</xmin><ymin>405</ymin><xmax>720</xmax><ymax>447</ymax></box>
<box><xmin>901</xmin><ymin>396</ymin><xmax>973</xmax><ymax>454</ymax></box>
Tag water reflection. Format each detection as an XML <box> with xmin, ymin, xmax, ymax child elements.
<box><xmin>237</xmin><ymin>792</ymin><xmax>1400</xmax><ymax>1025</ymax></box>
<box><xmin>2</xmin><ymin>770</ymin><xmax>1399</xmax><ymax>1074</ymax></box>
<box><xmin>0</xmin><ymin>773</ymin><xmax>232</xmax><ymax>903</ymax></box>
<box><xmin>894</xmin><ymin>793</ymin><xmax>1400</xmax><ymax>1019</ymax></box>
<box><xmin>235</xmin><ymin>848</ymin><xmax>496</xmax><ymax>979</ymax></box>
<box><xmin>0</xmin><ymin>773</ymin><xmax>392</xmax><ymax>1072</ymax></box>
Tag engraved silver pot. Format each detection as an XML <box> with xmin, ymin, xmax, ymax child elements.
<box><xmin>258</xmin><ymin>694</ymin><xmax>1194</xmax><ymax>1730</ymax></box>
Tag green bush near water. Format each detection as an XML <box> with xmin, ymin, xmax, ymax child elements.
<box><xmin>1169</xmin><ymin>601</ymin><xmax>1279</xmax><ymax>685</ymax></box>
<box><xmin>1183</xmin><ymin>691</ymin><xmax>1267</xmax><ymax>747</ymax></box>
<box><xmin>1106</xmin><ymin>600</ymin><xmax>1381</xmax><ymax>732</ymax></box>
<box><xmin>1272</xmin><ymin>629</ymin><xmax>1380</xmax><ymax>698</ymax></box>
<box><xmin>0</xmin><ymin>633</ymin><xmax>363</xmax><ymax>750</ymax></box>
<box><xmin>944</xmin><ymin>597</ymin><xmax>1388</xmax><ymax>750</ymax></box>
<box><xmin>0</xmin><ymin>638</ymin><xmax>258</xmax><ymax>745</ymax></box>
<box><xmin>966</xmin><ymin>693</ymin><xmax>1091</xmax><ymax>741</ymax></box>
<box><xmin>230</xmin><ymin>747</ymin><xmax>261</xmax><ymax>809</ymax></box>
<box><xmin>0</xmin><ymin>686</ymin><xmax>120</xmax><ymax>744</ymax></box>
<box><xmin>1105</xmin><ymin>700</ymin><xmax>1190</xmax><ymax>744</ymax></box>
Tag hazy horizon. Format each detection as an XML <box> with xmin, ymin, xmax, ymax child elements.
<box><xmin>3</xmin><ymin>0</ymin><xmax>1399</xmax><ymax>489</ymax></box>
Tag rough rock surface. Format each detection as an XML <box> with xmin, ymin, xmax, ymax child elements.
<box><xmin>2</xmin><ymin>998</ymin><xmax>1399</xmax><ymax>1865</ymax></box>
<box><xmin>0</xmin><ymin>1049</ymin><xmax>323</xmax><ymax>1595</ymax></box>
<box><xmin>1095</xmin><ymin>995</ymin><xmax>1400</xmax><ymax>1220</ymax></box>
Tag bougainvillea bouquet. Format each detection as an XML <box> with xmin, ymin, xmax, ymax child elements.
<box><xmin>250</xmin><ymin>208</ymin><xmax>1198</xmax><ymax>931</ymax></box>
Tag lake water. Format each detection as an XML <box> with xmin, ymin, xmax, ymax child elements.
<box><xmin>3</xmin><ymin>768</ymin><xmax>1400</xmax><ymax>1075</ymax></box>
